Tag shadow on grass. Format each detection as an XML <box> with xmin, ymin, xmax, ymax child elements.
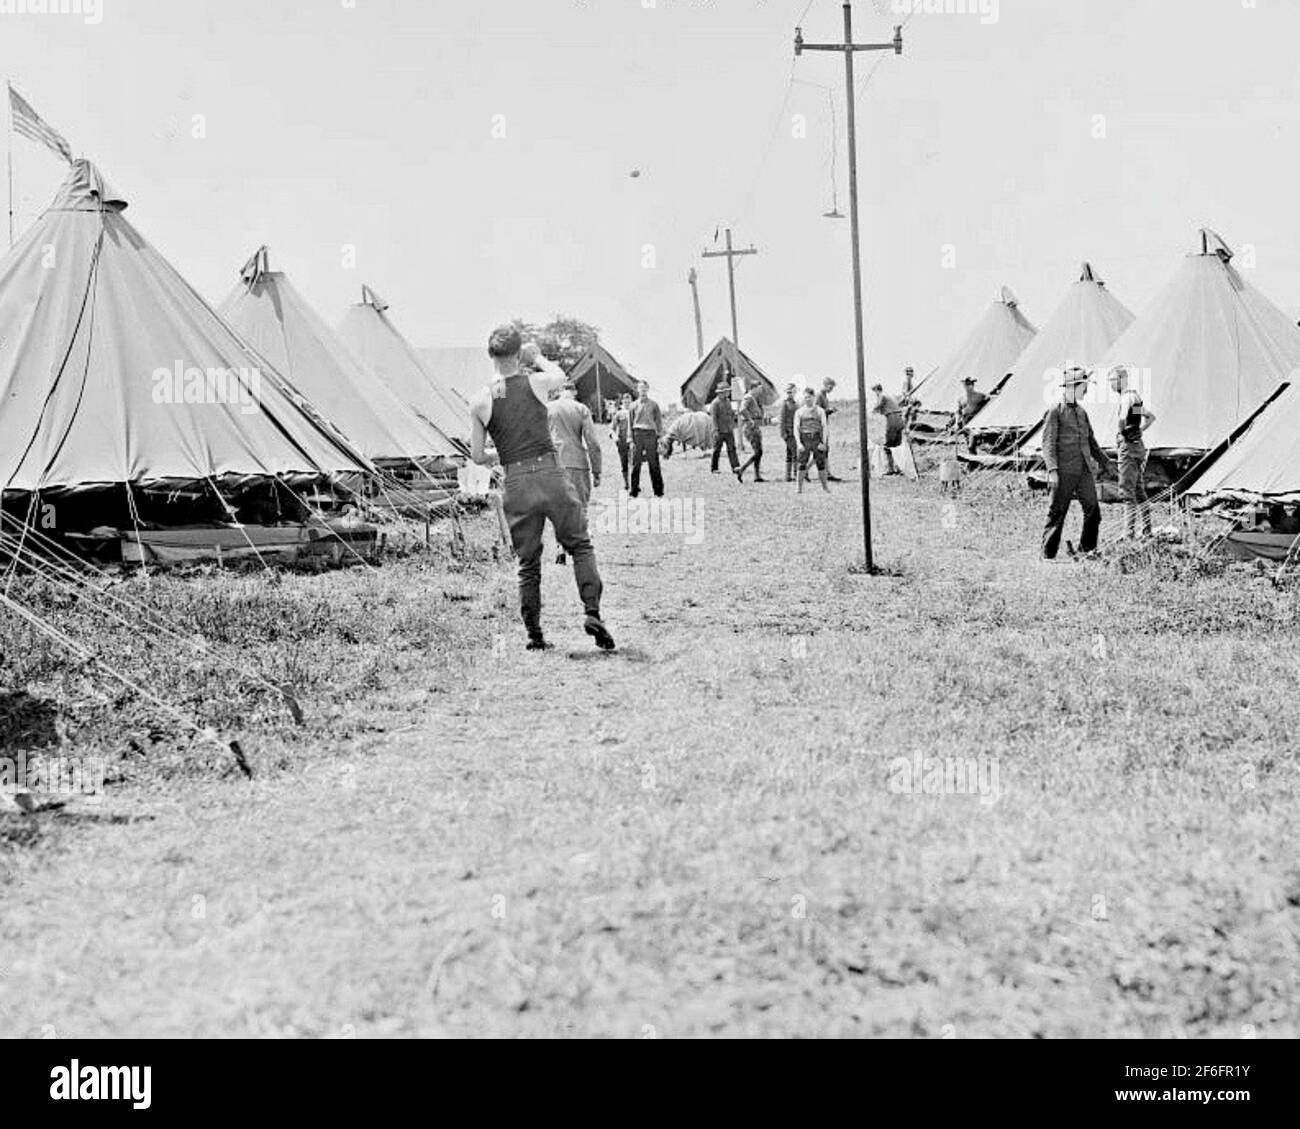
<box><xmin>564</xmin><ymin>645</ymin><xmax>653</xmax><ymax>663</ymax></box>
<box><xmin>0</xmin><ymin>690</ymin><xmax>59</xmax><ymax>753</ymax></box>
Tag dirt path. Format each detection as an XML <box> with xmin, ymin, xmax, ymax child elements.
<box><xmin>3</xmin><ymin>440</ymin><xmax>1296</xmax><ymax>1038</ymax></box>
<box><xmin>0</xmin><ymin>448</ymin><xmax>854</xmax><ymax>1036</ymax></box>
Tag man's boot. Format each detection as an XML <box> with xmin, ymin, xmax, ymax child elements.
<box><xmin>820</xmin><ymin>469</ymin><xmax>830</xmax><ymax>492</ymax></box>
<box><xmin>752</xmin><ymin>455</ymin><xmax>765</xmax><ymax>483</ymax></box>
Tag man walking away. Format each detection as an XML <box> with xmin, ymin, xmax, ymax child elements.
<box><xmin>795</xmin><ymin>387</ymin><xmax>830</xmax><ymax>494</ymax></box>
<box><xmin>469</xmin><ymin>327</ymin><xmax>614</xmax><ymax>652</ymax></box>
<box><xmin>629</xmin><ymin>380</ymin><xmax>664</xmax><ymax>498</ymax></box>
<box><xmin>709</xmin><ymin>383</ymin><xmax>740</xmax><ymax>477</ymax></box>
<box><xmin>610</xmin><ymin>391</ymin><xmax>633</xmax><ymax>491</ymax></box>
<box><xmin>1110</xmin><ymin>364</ymin><xmax>1155</xmax><ymax>539</ymax></box>
<box><xmin>870</xmin><ymin>382</ymin><xmax>905</xmax><ymax>476</ymax></box>
<box><xmin>547</xmin><ymin>381</ymin><xmax>603</xmax><ymax>565</ymax></box>
<box><xmin>736</xmin><ymin>378</ymin><xmax>767</xmax><ymax>482</ymax></box>
<box><xmin>778</xmin><ymin>383</ymin><xmax>799</xmax><ymax>481</ymax></box>
<box><xmin>1041</xmin><ymin>365</ymin><xmax>1114</xmax><ymax>561</ymax></box>
<box><xmin>816</xmin><ymin>377</ymin><xmax>841</xmax><ymax>481</ymax></box>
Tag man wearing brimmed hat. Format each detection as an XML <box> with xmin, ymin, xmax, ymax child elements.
<box><xmin>1040</xmin><ymin>363</ymin><xmax>1114</xmax><ymax>560</ymax></box>
<box><xmin>778</xmin><ymin>382</ymin><xmax>799</xmax><ymax>481</ymax></box>
<box><xmin>708</xmin><ymin>373</ymin><xmax>741</xmax><ymax>478</ymax></box>
<box><xmin>1109</xmin><ymin>364</ymin><xmax>1156</xmax><ymax>539</ymax></box>
<box><xmin>470</xmin><ymin>326</ymin><xmax>615</xmax><ymax>651</ymax></box>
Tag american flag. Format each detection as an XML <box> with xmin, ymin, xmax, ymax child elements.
<box><xmin>9</xmin><ymin>85</ymin><xmax>72</xmax><ymax>163</ymax></box>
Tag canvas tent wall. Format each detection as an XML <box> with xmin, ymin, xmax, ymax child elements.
<box><xmin>567</xmin><ymin>343</ymin><xmax>638</xmax><ymax>421</ymax></box>
<box><xmin>970</xmin><ymin>264</ymin><xmax>1133</xmax><ymax>441</ymax></box>
<box><xmin>1184</xmin><ymin>382</ymin><xmax>1300</xmax><ymax>503</ymax></box>
<box><xmin>0</xmin><ymin>160</ymin><xmax>373</xmax><ymax>531</ymax></box>
<box><xmin>337</xmin><ymin>286</ymin><xmax>470</xmax><ymax>447</ymax></box>
<box><xmin>417</xmin><ymin>346</ymin><xmax>483</xmax><ymax>406</ymax></box>
<box><xmin>681</xmin><ymin>338</ymin><xmax>778</xmax><ymax>412</ymax></box>
<box><xmin>220</xmin><ymin>248</ymin><xmax>458</xmax><ymax>466</ymax></box>
<box><xmin>1020</xmin><ymin>231</ymin><xmax>1300</xmax><ymax>458</ymax></box>
<box><xmin>913</xmin><ymin>286</ymin><xmax>1036</xmax><ymax>414</ymax></box>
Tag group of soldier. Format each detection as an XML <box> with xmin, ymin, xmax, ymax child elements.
<box><xmin>469</xmin><ymin>323</ymin><xmax>1161</xmax><ymax>651</ymax></box>
<box><xmin>704</xmin><ymin>369</ymin><xmax>844</xmax><ymax>493</ymax></box>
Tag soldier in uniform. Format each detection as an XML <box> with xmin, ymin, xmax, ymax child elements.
<box><xmin>709</xmin><ymin>381</ymin><xmax>740</xmax><ymax>477</ymax></box>
<box><xmin>736</xmin><ymin>378</ymin><xmax>767</xmax><ymax>483</ymax></box>
<box><xmin>778</xmin><ymin>383</ymin><xmax>799</xmax><ymax>482</ymax></box>
<box><xmin>870</xmin><ymin>382</ymin><xmax>906</xmax><ymax>476</ymax></box>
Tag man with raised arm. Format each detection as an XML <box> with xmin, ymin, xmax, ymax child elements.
<box><xmin>469</xmin><ymin>327</ymin><xmax>615</xmax><ymax>652</ymax></box>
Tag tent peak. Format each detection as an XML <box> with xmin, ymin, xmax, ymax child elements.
<box><xmin>49</xmin><ymin>158</ymin><xmax>127</xmax><ymax>212</ymax></box>
<box><xmin>238</xmin><ymin>245</ymin><xmax>271</xmax><ymax>288</ymax></box>
<box><xmin>1199</xmin><ymin>227</ymin><xmax>1233</xmax><ymax>263</ymax></box>
<box><xmin>1079</xmin><ymin>262</ymin><xmax>1104</xmax><ymax>285</ymax></box>
<box><xmin>360</xmin><ymin>284</ymin><xmax>389</xmax><ymax>312</ymax></box>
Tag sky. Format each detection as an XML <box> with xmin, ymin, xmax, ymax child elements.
<box><xmin>3</xmin><ymin>0</ymin><xmax>1300</xmax><ymax>404</ymax></box>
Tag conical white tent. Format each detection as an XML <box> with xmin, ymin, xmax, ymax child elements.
<box><xmin>219</xmin><ymin>248</ymin><xmax>458</xmax><ymax>464</ymax></box>
<box><xmin>336</xmin><ymin>286</ymin><xmax>469</xmax><ymax>445</ymax></box>
<box><xmin>0</xmin><ymin>160</ymin><xmax>371</xmax><ymax>496</ymax></box>
<box><xmin>1022</xmin><ymin>230</ymin><xmax>1300</xmax><ymax>455</ymax></box>
<box><xmin>971</xmin><ymin>264</ymin><xmax>1134</xmax><ymax>436</ymax></box>
<box><xmin>1185</xmin><ymin>383</ymin><xmax>1300</xmax><ymax>502</ymax></box>
<box><xmin>914</xmin><ymin>286</ymin><xmax>1037</xmax><ymax>411</ymax></box>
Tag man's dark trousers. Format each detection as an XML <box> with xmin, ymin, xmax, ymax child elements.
<box><xmin>711</xmin><ymin>429</ymin><xmax>739</xmax><ymax>473</ymax></box>
<box><xmin>630</xmin><ymin>428</ymin><xmax>663</xmax><ymax>497</ymax></box>
<box><xmin>783</xmin><ymin>434</ymin><xmax>797</xmax><ymax>480</ymax></box>
<box><xmin>1042</xmin><ymin>468</ymin><xmax>1101</xmax><ymax>559</ymax></box>
<box><xmin>502</xmin><ymin>453</ymin><xmax>602</xmax><ymax>632</ymax></box>
<box><xmin>738</xmin><ymin>424</ymin><xmax>763</xmax><ymax>479</ymax></box>
<box><xmin>616</xmin><ymin>439</ymin><xmax>631</xmax><ymax>489</ymax></box>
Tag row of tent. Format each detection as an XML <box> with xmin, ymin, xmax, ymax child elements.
<box><xmin>0</xmin><ymin>158</ymin><xmax>791</xmax><ymax>530</ymax></box>
<box><xmin>0</xmin><ymin>159</ymin><xmax>475</xmax><ymax>504</ymax></box>
<box><xmin>911</xmin><ymin>230</ymin><xmax>1300</xmax><ymax>502</ymax></box>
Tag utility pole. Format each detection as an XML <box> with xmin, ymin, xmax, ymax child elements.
<box><xmin>795</xmin><ymin>5</ymin><xmax>902</xmax><ymax>575</ymax></box>
<box><xmin>701</xmin><ymin>227</ymin><xmax>757</xmax><ymax>345</ymax></box>
<box><xmin>687</xmin><ymin>268</ymin><xmax>705</xmax><ymax>358</ymax></box>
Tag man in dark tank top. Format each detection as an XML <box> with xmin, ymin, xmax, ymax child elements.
<box><xmin>1109</xmin><ymin>364</ymin><xmax>1156</xmax><ymax>539</ymax></box>
<box><xmin>469</xmin><ymin>326</ymin><xmax>615</xmax><ymax>652</ymax></box>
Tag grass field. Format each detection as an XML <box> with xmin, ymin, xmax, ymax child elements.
<box><xmin>1</xmin><ymin>426</ymin><xmax>1298</xmax><ymax>1038</ymax></box>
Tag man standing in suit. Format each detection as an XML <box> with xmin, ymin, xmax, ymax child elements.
<box><xmin>1041</xmin><ymin>366</ymin><xmax>1114</xmax><ymax>560</ymax></box>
